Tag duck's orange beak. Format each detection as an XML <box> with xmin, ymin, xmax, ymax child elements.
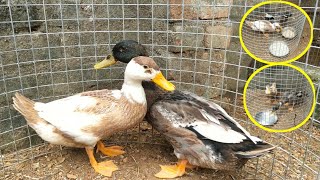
<box><xmin>152</xmin><ymin>72</ymin><xmax>175</xmax><ymax>92</ymax></box>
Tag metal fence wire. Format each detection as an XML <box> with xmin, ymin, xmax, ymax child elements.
<box><xmin>0</xmin><ymin>0</ymin><xmax>319</xmax><ymax>179</ymax></box>
<box><xmin>245</xmin><ymin>65</ymin><xmax>314</xmax><ymax>129</ymax></box>
<box><xmin>242</xmin><ymin>2</ymin><xmax>308</xmax><ymax>62</ymax></box>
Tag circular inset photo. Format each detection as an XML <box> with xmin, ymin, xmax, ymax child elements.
<box><xmin>244</xmin><ymin>64</ymin><xmax>316</xmax><ymax>132</ymax></box>
<box><xmin>240</xmin><ymin>1</ymin><xmax>313</xmax><ymax>63</ymax></box>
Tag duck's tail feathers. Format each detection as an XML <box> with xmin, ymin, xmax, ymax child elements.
<box><xmin>235</xmin><ymin>142</ymin><xmax>275</xmax><ymax>158</ymax></box>
<box><xmin>13</xmin><ymin>93</ymin><xmax>41</xmax><ymax>125</ymax></box>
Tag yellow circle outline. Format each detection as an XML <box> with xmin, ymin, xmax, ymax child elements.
<box><xmin>239</xmin><ymin>1</ymin><xmax>313</xmax><ymax>64</ymax></box>
<box><xmin>243</xmin><ymin>63</ymin><xmax>316</xmax><ymax>133</ymax></box>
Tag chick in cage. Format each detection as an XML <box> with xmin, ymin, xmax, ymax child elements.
<box><xmin>246</xmin><ymin>65</ymin><xmax>314</xmax><ymax>129</ymax></box>
<box><xmin>264</xmin><ymin>12</ymin><xmax>293</xmax><ymax>24</ymax></box>
<box><xmin>265</xmin><ymin>82</ymin><xmax>279</xmax><ymax>103</ymax></box>
<box><xmin>255</xmin><ymin>83</ymin><xmax>308</xmax><ymax>126</ymax></box>
<box><xmin>272</xmin><ymin>90</ymin><xmax>309</xmax><ymax>112</ymax></box>
<box><xmin>245</xmin><ymin>20</ymin><xmax>282</xmax><ymax>37</ymax></box>
<box><xmin>252</xmin><ymin>86</ymin><xmax>311</xmax><ymax>127</ymax></box>
<box><xmin>256</xmin><ymin>89</ymin><xmax>309</xmax><ymax>126</ymax></box>
<box><xmin>265</xmin><ymin>83</ymin><xmax>308</xmax><ymax>112</ymax></box>
<box><xmin>245</xmin><ymin>11</ymin><xmax>298</xmax><ymax>57</ymax></box>
<box><xmin>241</xmin><ymin>2</ymin><xmax>310</xmax><ymax>62</ymax></box>
<box><xmin>264</xmin><ymin>12</ymin><xmax>297</xmax><ymax>39</ymax></box>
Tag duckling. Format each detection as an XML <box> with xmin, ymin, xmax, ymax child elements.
<box><xmin>13</xmin><ymin>56</ymin><xmax>175</xmax><ymax>177</ymax></box>
<box><xmin>265</xmin><ymin>83</ymin><xmax>279</xmax><ymax>103</ymax></box>
<box><xmin>273</xmin><ymin>90</ymin><xmax>308</xmax><ymax>112</ymax></box>
<box><xmin>245</xmin><ymin>20</ymin><xmax>282</xmax><ymax>37</ymax></box>
<box><xmin>264</xmin><ymin>12</ymin><xmax>293</xmax><ymax>24</ymax></box>
<box><xmin>95</xmin><ymin>40</ymin><xmax>275</xmax><ymax>179</ymax></box>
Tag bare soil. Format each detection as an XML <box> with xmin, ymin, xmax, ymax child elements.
<box><xmin>0</xmin><ymin>123</ymin><xmax>239</xmax><ymax>180</ymax></box>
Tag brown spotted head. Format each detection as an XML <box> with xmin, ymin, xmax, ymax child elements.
<box><xmin>124</xmin><ymin>56</ymin><xmax>175</xmax><ymax>91</ymax></box>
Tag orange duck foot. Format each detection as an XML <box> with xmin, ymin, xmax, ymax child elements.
<box><xmin>96</xmin><ymin>141</ymin><xmax>125</xmax><ymax>157</ymax></box>
<box><xmin>85</xmin><ymin>148</ymin><xmax>119</xmax><ymax>177</ymax></box>
<box><xmin>155</xmin><ymin>159</ymin><xmax>189</xmax><ymax>179</ymax></box>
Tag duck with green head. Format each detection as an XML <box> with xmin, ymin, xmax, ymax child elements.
<box><xmin>95</xmin><ymin>40</ymin><xmax>275</xmax><ymax>179</ymax></box>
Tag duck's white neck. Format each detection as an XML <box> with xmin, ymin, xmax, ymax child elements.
<box><xmin>121</xmin><ymin>78</ymin><xmax>146</xmax><ymax>104</ymax></box>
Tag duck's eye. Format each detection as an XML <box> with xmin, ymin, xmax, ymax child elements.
<box><xmin>143</xmin><ymin>65</ymin><xmax>149</xmax><ymax>69</ymax></box>
<box><xmin>106</xmin><ymin>55</ymin><xmax>111</xmax><ymax>59</ymax></box>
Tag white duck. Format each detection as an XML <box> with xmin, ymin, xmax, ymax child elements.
<box><xmin>12</xmin><ymin>56</ymin><xmax>175</xmax><ymax>177</ymax></box>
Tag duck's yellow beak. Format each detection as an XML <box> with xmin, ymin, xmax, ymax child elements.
<box><xmin>94</xmin><ymin>54</ymin><xmax>117</xmax><ymax>69</ymax></box>
<box><xmin>152</xmin><ymin>72</ymin><xmax>175</xmax><ymax>91</ymax></box>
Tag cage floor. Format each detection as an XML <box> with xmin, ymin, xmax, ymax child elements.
<box><xmin>1</xmin><ymin>96</ymin><xmax>319</xmax><ymax>180</ymax></box>
<box><xmin>0</xmin><ymin>122</ymin><xmax>238</xmax><ymax>180</ymax></box>
<box><xmin>1</xmin><ymin>121</ymin><xmax>319</xmax><ymax>180</ymax></box>
<box><xmin>242</xmin><ymin>21</ymin><xmax>311</xmax><ymax>62</ymax></box>
<box><xmin>246</xmin><ymin>89</ymin><xmax>312</xmax><ymax>130</ymax></box>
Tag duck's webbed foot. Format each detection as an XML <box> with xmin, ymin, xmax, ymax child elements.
<box><xmin>85</xmin><ymin>147</ymin><xmax>119</xmax><ymax>177</ymax></box>
<box><xmin>96</xmin><ymin>141</ymin><xmax>125</xmax><ymax>157</ymax></box>
<box><xmin>155</xmin><ymin>159</ymin><xmax>189</xmax><ymax>179</ymax></box>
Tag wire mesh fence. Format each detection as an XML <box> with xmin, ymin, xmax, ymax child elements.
<box><xmin>245</xmin><ymin>65</ymin><xmax>314</xmax><ymax>129</ymax></box>
<box><xmin>0</xmin><ymin>0</ymin><xmax>319</xmax><ymax>179</ymax></box>
<box><xmin>241</xmin><ymin>2</ymin><xmax>309</xmax><ymax>62</ymax></box>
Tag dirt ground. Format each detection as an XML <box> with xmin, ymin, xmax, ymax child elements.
<box><xmin>0</xmin><ymin>97</ymin><xmax>319</xmax><ymax>180</ymax></box>
<box><xmin>0</xmin><ymin>122</ymin><xmax>240</xmax><ymax>180</ymax></box>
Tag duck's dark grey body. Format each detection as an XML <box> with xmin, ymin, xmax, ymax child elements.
<box><xmin>143</xmin><ymin>82</ymin><xmax>274</xmax><ymax>170</ymax></box>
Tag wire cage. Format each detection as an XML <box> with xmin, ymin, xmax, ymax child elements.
<box><xmin>0</xmin><ymin>0</ymin><xmax>319</xmax><ymax>179</ymax></box>
<box><xmin>245</xmin><ymin>65</ymin><xmax>314</xmax><ymax>129</ymax></box>
<box><xmin>241</xmin><ymin>2</ymin><xmax>309</xmax><ymax>62</ymax></box>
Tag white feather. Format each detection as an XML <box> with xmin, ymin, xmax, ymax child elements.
<box><xmin>199</xmin><ymin>109</ymin><xmax>221</xmax><ymax>125</ymax></box>
<box><xmin>249</xmin><ymin>135</ymin><xmax>263</xmax><ymax>142</ymax></box>
<box><xmin>250</xmin><ymin>21</ymin><xmax>277</xmax><ymax>32</ymax></box>
<box><xmin>207</xmin><ymin>103</ymin><xmax>258</xmax><ymax>143</ymax></box>
<box><xmin>122</xmin><ymin>83</ymin><xmax>146</xmax><ymax>104</ymax></box>
<box><xmin>34</xmin><ymin>94</ymin><xmax>97</xmax><ymax>112</ymax></box>
<box><xmin>192</xmin><ymin>122</ymin><xmax>247</xmax><ymax>144</ymax></box>
<box><xmin>111</xmin><ymin>90</ymin><xmax>122</xmax><ymax>99</ymax></box>
<box><xmin>254</xmin><ymin>21</ymin><xmax>268</xmax><ymax>31</ymax></box>
<box><xmin>34</xmin><ymin>95</ymin><xmax>101</xmax><ymax>145</ymax></box>
<box><xmin>31</xmin><ymin>123</ymin><xmax>66</xmax><ymax>145</ymax></box>
<box><xmin>120</xmin><ymin>60</ymin><xmax>159</xmax><ymax>104</ymax></box>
